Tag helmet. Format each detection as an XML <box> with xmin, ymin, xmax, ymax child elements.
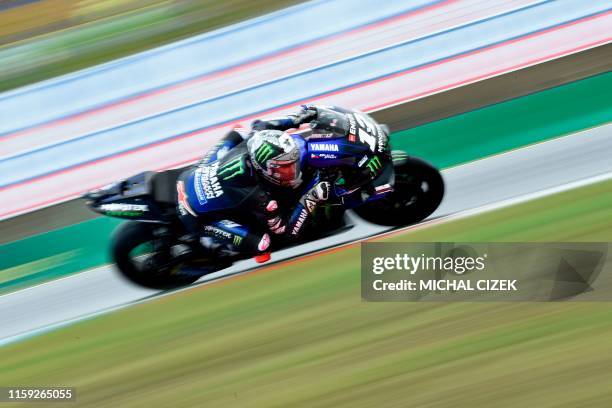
<box><xmin>247</xmin><ymin>129</ymin><xmax>302</xmax><ymax>188</ymax></box>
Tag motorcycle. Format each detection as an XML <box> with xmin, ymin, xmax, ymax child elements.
<box><xmin>84</xmin><ymin>109</ymin><xmax>444</xmax><ymax>289</ymax></box>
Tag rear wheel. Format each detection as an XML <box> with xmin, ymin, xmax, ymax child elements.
<box><xmin>353</xmin><ymin>155</ymin><xmax>444</xmax><ymax>226</ymax></box>
<box><xmin>111</xmin><ymin>221</ymin><xmax>201</xmax><ymax>290</ymax></box>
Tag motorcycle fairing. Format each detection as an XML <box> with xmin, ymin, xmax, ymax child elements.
<box><xmin>85</xmin><ymin>171</ymin><xmax>168</xmax><ymax>222</ymax></box>
<box><xmin>305</xmin><ymin>137</ymin><xmax>370</xmax><ymax>168</ymax></box>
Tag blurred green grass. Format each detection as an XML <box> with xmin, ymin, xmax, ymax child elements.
<box><xmin>0</xmin><ymin>0</ymin><xmax>302</xmax><ymax>91</ymax></box>
<box><xmin>1</xmin><ymin>179</ymin><xmax>610</xmax><ymax>407</ymax></box>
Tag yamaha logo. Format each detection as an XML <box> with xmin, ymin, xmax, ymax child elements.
<box><xmin>310</xmin><ymin>143</ymin><xmax>339</xmax><ymax>152</ymax></box>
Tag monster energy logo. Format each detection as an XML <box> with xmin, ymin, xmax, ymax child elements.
<box><xmin>254</xmin><ymin>142</ymin><xmax>279</xmax><ymax>165</ymax></box>
<box><xmin>233</xmin><ymin>235</ymin><xmax>243</xmax><ymax>246</ymax></box>
<box><xmin>218</xmin><ymin>157</ymin><xmax>246</xmax><ymax>180</ymax></box>
<box><xmin>392</xmin><ymin>151</ymin><xmax>408</xmax><ymax>162</ymax></box>
<box><xmin>366</xmin><ymin>156</ymin><xmax>382</xmax><ymax>173</ymax></box>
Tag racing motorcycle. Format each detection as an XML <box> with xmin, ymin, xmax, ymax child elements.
<box><xmin>84</xmin><ymin>109</ymin><xmax>444</xmax><ymax>289</ymax></box>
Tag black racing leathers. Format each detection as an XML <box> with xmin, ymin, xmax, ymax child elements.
<box><xmin>177</xmin><ymin>132</ymin><xmax>281</xmax><ymax>255</ymax></box>
<box><xmin>177</xmin><ymin>105</ymin><xmax>391</xmax><ymax>253</ymax></box>
<box><xmin>249</xmin><ymin>105</ymin><xmax>392</xmax><ymax>240</ymax></box>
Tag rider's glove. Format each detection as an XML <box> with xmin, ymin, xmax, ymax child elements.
<box><xmin>296</xmin><ymin>106</ymin><xmax>318</xmax><ymax>124</ymax></box>
<box><xmin>251</xmin><ymin>107</ymin><xmax>317</xmax><ymax>132</ymax></box>
<box><xmin>303</xmin><ymin>181</ymin><xmax>332</xmax><ymax>214</ymax></box>
<box><xmin>310</xmin><ymin>181</ymin><xmax>331</xmax><ymax>202</ymax></box>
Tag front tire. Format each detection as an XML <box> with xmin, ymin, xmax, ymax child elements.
<box><xmin>354</xmin><ymin>155</ymin><xmax>444</xmax><ymax>226</ymax></box>
<box><xmin>111</xmin><ymin>221</ymin><xmax>200</xmax><ymax>290</ymax></box>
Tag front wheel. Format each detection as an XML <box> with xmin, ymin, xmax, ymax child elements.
<box><xmin>111</xmin><ymin>221</ymin><xmax>201</xmax><ymax>290</ymax></box>
<box><xmin>353</xmin><ymin>155</ymin><xmax>444</xmax><ymax>226</ymax></box>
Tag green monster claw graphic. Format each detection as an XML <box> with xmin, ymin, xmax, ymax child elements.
<box><xmin>255</xmin><ymin>142</ymin><xmax>278</xmax><ymax>165</ymax></box>
<box><xmin>218</xmin><ymin>157</ymin><xmax>246</xmax><ymax>180</ymax></box>
<box><xmin>366</xmin><ymin>156</ymin><xmax>382</xmax><ymax>173</ymax></box>
<box><xmin>233</xmin><ymin>235</ymin><xmax>243</xmax><ymax>246</ymax></box>
<box><xmin>392</xmin><ymin>151</ymin><xmax>408</xmax><ymax>163</ymax></box>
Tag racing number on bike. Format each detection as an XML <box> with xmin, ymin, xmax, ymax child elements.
<box><xmin>353</xmin><ymin>113</ymin><xmax>379</xmax><ymax>152</ymax></box>
<box><xmin>358</xmin><ymin>128</ymin><xmax>376</xmax><ymax>152</ymax></box>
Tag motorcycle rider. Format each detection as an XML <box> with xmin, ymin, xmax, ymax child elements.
<box><xmin>176</xmin><ymin>105</ymin><xmax>391</xmax><ymax>262</ymax></box>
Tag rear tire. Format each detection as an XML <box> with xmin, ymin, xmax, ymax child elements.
<box><xmin>111</xmin><ymin>221</ymin><xmax>200</xmax><ymax>290</ymax></box>
<box><xmin>354</xmin><ymin>155</ymin><xmax>444</xmax><ymax>226</ymax></box>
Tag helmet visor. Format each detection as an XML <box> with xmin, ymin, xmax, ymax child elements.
<box><xmin>268</xmin><ymin>160</ymin><xmax>300</xmax><ymax>186</ymax></box>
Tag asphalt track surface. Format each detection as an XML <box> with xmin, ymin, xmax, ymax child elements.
<box><xmin>1</xmin><ymin>124</ymin><xmax>611</xmax><ymax>346</ymax></box>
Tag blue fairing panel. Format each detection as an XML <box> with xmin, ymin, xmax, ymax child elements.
<box><xmin>306</xmin><ymin>138</ymin><xmax>369</xmax><ymax>168</ymax></box>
